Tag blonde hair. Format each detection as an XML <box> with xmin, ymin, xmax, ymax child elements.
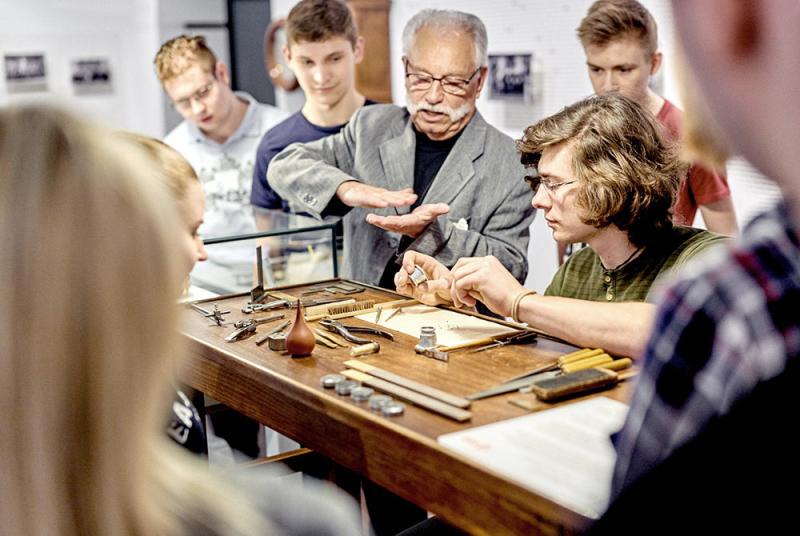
<box><xmin>154</xmin><ymin>35</ymin><xmax>217</xmax><ymax>85</ymax></box>
<box><xmin>118</xmin><ymin>133</ymin><xmax>199</xmax><ymax>199</ymax></box>
<box><xmin>518</xmin><ymin>94</ymin><xmax>685</xmax><ymax>247</ymax></box>
<box><xmin>577</xmin><ymin>0</ymin><xmax>658</xmax><ymax>56</ymax></box>
<box><xmin>0</xmin><ymin>105</ymin><xmax>272</xmax><ymax>535</ymax></box>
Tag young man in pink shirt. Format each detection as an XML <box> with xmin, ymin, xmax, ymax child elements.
<box><xmin>577</xmin><ymin>0</ymin><xmax>738</xmax><ymax>235</ymax></box>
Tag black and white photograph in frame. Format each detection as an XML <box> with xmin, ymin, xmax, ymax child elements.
<box><xmin>4</xmin><ymin>54</ymin><xmax>48</xmax><ymax>94</ymax></box>
<box><xmin>71</xmin><ymin>58</ymin><xmax>113</xmax><ymax>95</ymax></box>
<box><xmin>488</xmin><ymin>53</ymin><xmax>532</xmax><ymax>102</ymax></box>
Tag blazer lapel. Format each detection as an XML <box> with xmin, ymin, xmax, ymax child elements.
<box><xmin>420</xmin><ymin>111</ymin><xmax>487</xmax><ymax>206</ymax></box>
<box><xmin>378</xmin><ymin>118</ymin><xmax>416</xmax><ymax>215</ymax></box>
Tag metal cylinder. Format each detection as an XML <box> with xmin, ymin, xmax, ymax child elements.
<box><xmin>418</xmin><ymin>326</ymin><xmax>437</xmax><ymax>348</ymax></box>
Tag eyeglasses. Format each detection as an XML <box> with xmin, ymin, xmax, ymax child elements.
<box><xmin>404</xmin><ymin>60</ymin><xmax>481</xmax><ymax>96</ymax></box>
<box><xmin>171</xmin><ymin>79</ymin><xmax>216</xmax><ymax>111</ymax></box>
<box><xmin>524</xmin><ymin>175</ymin><xmax>577</xmax><ymax>196</ymax></box>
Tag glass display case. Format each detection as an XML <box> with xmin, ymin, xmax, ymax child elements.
<box><xmin>186</xmin><ymin>207</ymin><xmax>338</xmax><ymax>300</ymax></box>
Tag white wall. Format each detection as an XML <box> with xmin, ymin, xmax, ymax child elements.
<box><xmin>0</xmin><ymin>0</ymin><xmax>164</xmax><ymax>136</ymax></box>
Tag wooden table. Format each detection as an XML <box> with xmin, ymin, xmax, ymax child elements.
<box><xmin>181</xmin><ymin>280</ymin><xmax>633</xmax><ymax>535</ymax></box>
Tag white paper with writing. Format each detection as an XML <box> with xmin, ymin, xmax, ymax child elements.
<box><xmin>438</xmin><ymin>396</ymin><xmax>628</xmax><ymax>518</ymax></box>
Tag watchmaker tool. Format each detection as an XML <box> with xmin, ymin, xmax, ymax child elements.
<box><xmin>313</xmin><ymin>328</ymin><xmax>350</xmax><ymax>347</ymax></box>
<box><xmin>243</xmin><ymin>296</ymin><xmax>347</xmax><ymax>314</ymax></box>
<box><xmin>344</xmin><ymin>359</ymin><xmax>471</xmax><ymax>409</ymax></box>
<box><xmin>374</xmin><ymin>306</ymin><xmax>383</xmax><ymax>325</ymax></box>
<box><xmin>267</xmin><ymin>333</ymin><xmax>288</xmax><ymax>351</ymax></box>
<box><xmin>416</xmin><ymin>347</ymin><xmax>450</xmax><ymax>362</ymax></box>
<box><xmin>350</xmin><ymin>386</ymin><xmax>375</xmax><ymax>402</ymax></box>
<box><xmin>304</xmin><ymin>299</ymin><xmax>356</xmax><ymax>318</ymax></box>
<box><xmin>466</xmin><ymin>351</ymin><xmax>633</xmax><ymax>401</ymax></box>
<box><xmin>384</xmin><ymin>307</ymin><xmax>404</xmax><ymax>323</ymax></box>
<box><xmin>249</xmin><ymin>245</ymin><xmax>268</xmax><ymax>305</ymax></box>
<box><xmin>328</xmin><ymin>298</ymin><xmax>418</xmax><ymax>322</ymax></box>
<box><xmin>332</xmin><ymin>282</ymin><xmax>365</xmax><ymax>294</ymax></box>
<box><xmin>304</xmin><ymin>300</ymin><xmax>375</xmax><ymax>322</ymax></box>
<box><xmin>318</xmin><ymin>318</ymin><xmax>395</xmax><ymax>344</ymax></box>
<box><xmin>314</xmin><ymin>332</ymin><xmax>341</xmax><ymax>348</ymax></box>
<box><xmin>381</xmin><ymin>401</ymin><xmax>406</xmax><ymax>417</ymax></box>
<box><xmin>341</xmin><ymin>370</ymin><xmax>472</xmax><ymax>422</ymax></box>
<box><xmin>301</xmin><ymin>282</ymin><xmax>365</xmax><ymax>295</ymax></box>
<box><xmin>242</xmin><ymin>299</ymin><xmax>287</xmax><ymax>314</ymax></box>
<box><xmin>233</xmin><ymin>312</ymin><xmax>285</xmax><ymax>329</ymax></box>
<box><xmin>320</xmin><ymin>374</ymin><xmax>345</xmax><ymax>389</ymax></box>
<box><xmin>368</xmin><ymin>394</ymin><xmax>393</xmax><ymax>412</ymax></box>
<box><xmin>255</xmin><ymin>320</ymin><xmax>291</xmax><ymax>346</ymax></box>
<box><xmin>266</xmin><ymin>290</ymin><xmax>300</xmax><ymax>302</ymax></box>
<box><xmin>413</xmin><ymin>330</ymin><xmax>533</xmax><ymax>362</ymax></box>
<box><xmin>226</xmin><ymin>315</ymin><xmax>286</xmax><ymax>342</ymax></box>
<box><xmin>513</xmin><ymin>368</ymin><xmax>639</xmax><ymax>405</ymax></box>
<box><xmin>416</xmin><ymin>326</ymin><xmax>437</xmax><ymax>348</ymax></box>
<box><xmin>191</xmin><ymin>303</ymin><xmax>231</xmax><ymax>326</ymax></box>
<box><xmin>409</xmin><ymin>265</ymin><xmax>428</xmax><ymax>287</ymax></box>
<box><xmin>468</xmin><ymin>330</ymin><xmax>539</xmax><ymax>353</ymax></box>
<box><xmin>313</xmin><ymin>328</ymin><xmax>350</xmax><ymax>348</ymax></box>
<box><xmin>502</xmin><ymin>348</ymin><xmax>605</xmax><ymax>384</ymax></box>
<box><xmin>437</xmin><ymin>330</ymin><xmax>529</xmax><ymax>354</ymax></box>
<box><xmin>350</xmin><ymin>341</ymin><xmax>380</xmax><ymax>356</ymax></box>
<box><xmin>334</xmin><ymin>379</ymin><xmax>359</xmax><ymax>396</ymax></box>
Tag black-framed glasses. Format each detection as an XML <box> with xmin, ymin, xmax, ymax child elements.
<box><xmin>172</xmin><ymin>79</ymin><xmax>216</xmax><ymax>111</ymax></box>
<box><xmin>404</xmin><ymin>59</ymin><xmax>481</xmax><ymax>96</ymax></box>
<box><xmin>524</xmin><ymin>175</ymin><xmax>577</xmax><ymax>196</ymax></box>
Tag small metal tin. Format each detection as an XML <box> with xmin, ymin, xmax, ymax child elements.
<box><xmin>418</xmin><ymin>326</ymin><xmax>437</xmax><ymax>348</ymax></box>
<box><xmin>409</xmin><ymin>265</ymin><xmax>428</xmax><ymax>287</ymax></box>
<box><xmin>320</xmin><ymin>374</ymin><xmax>345</xmax><ymax>389</ymax></box>
<box><xmin>350</xmin><ymin>386</ymin><xmax>375</xmax><ymax>402</ymax></box>
<box><xmin>368</xmin><ymin>394</ymin><xmax>393</xmax><ymax>411</ymax></box>
<box><xmin>267</xmin><ymin>333</ymin><xmax>287</xmax><ymax>351</ymax></box>
<box><xmin>381</xmin><ymin>401</ymin><xmax>406</xmax><ymax>416</ymax></box>
<box><xmin>335</xmin><ymin>379</ymin><xmax>359</xmax><ymax>396</ymax></box>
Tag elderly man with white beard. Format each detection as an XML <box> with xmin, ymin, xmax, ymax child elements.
<box><xmin>268</xmin><ymin>8</ymin><xmax>534</xmax><ymax>289</ymax></box>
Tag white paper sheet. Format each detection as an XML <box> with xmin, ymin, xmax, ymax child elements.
<box><xmin>356</xmin><ymin>304</ymin><xmax>517</xmax><ymax>347</ymax></box>
<box><xmin>437</xmin><ymin>397</ymin><xmax>629</xmax><ymax>519</ymax></box>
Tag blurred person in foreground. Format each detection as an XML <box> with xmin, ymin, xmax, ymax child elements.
<box><xmin>588</xmin><ymin>1</ymin><xmax>800</xmax><ymax>532</ymax></box>
<box><xmin>0</xmin><ymin>104</ymin><xmax>361</xmax><ymax>535</ymax></box>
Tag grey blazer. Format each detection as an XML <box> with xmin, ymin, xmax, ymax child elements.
<box><xmin>268</xmin><ymin>104</ymin><xmax>535</xmax><ymax>285</ymax></box>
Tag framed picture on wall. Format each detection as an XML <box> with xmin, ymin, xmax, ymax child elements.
<box><xmin>4</xmin><ymin>54</ymin><xmax>48</xmax><ymax>94</ymax></box>
<box><xmin>71</xmin><ymin>58</ymin><xmax>113</xmax><ymax>95</ymax></box>
<box><xmin>488</xmin><ymin>53</ymin><xmax>532</xmax><ymax>103</ymax></box>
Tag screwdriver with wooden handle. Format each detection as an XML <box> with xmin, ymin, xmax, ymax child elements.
<box><xmin>466</xmin><ymin>348</ymin><xmax>632</xmax><ymax>400</ymax></box>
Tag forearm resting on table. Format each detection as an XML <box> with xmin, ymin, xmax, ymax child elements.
<box><xmin>517</xmin><ymin>295</ymin><xmax>657</xmax><ymax>358</ymax></box>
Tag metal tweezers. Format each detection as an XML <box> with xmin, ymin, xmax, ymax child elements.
<box><xmin>318</xmin><ymin>319</ymin><xmax>395</xmax><ymax>344</ymax></box>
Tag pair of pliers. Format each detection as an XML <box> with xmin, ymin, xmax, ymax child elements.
<box><xmin>319</xmin><ymin>319</ymin><xmax>395</xmax><ymax>344</ymax></box>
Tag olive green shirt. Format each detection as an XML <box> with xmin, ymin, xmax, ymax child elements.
<box><xmin>545</xmin><ymin>226</ymin><xmax>727</xmax><ymax>302</ymax></box>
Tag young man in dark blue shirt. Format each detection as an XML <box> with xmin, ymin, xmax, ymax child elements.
<box><xmin>251</xmin><ymin>0</ymin><xmax>373</xmax><ymax>210</ymax></box>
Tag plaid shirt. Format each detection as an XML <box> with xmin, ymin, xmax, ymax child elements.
<box><xmin>611</xmin><ymin>201</ymin><xmax>799</xmax><ymax>497</ymax></box>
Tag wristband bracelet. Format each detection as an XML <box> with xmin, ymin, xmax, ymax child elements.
<box><xmin>511</xmin><ymin>289</ymin><xmax>537</xmax><ymax>323</ymax></box>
